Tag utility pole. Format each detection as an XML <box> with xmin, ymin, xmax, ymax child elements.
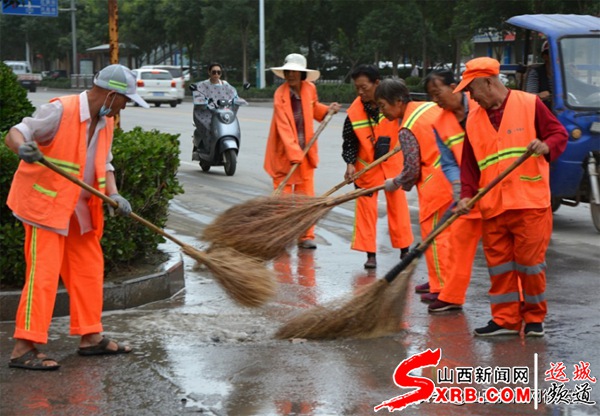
<box><xmin>108</xmin><ymin>0</ymin><xmax>119</xmax><ymax>127</ymax></box>
<box><xmin>70</xmin><ymin>0</ymin><xmax>76</xmax><ymax>74</ymax></box>
<box><xmin>259</xmin><ymin>0</ymin><xmax>265</xmax><ymax>89</ymax></box>
<box><xmin>108</xmin><ymin>0</ymin><xmax>119</xmax><ymax>65</ymax></box>
<box><xmin>59</xmin><ymin>0</ymin><xmax>77</xmax><ymax>75</ymax></box>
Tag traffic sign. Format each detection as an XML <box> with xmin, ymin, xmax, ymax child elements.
<box><xmin>1</xmin><ymin>0</ymin><xmax>58</xmax><ymax>17</ymax></box>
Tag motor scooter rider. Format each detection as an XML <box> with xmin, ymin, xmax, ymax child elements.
<box><xmin>192</xmin><ymin>62</ymin><xmax>239</xmax><ymax>160</ymax></box>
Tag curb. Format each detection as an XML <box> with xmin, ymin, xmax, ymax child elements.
<box><xmin>0</xmin><ymin>252</ymin><xmax>184</xmax><ymax>322</ymax></box>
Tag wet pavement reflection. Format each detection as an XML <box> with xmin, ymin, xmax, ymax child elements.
<box><xmin>1</xmin><ymin>228</ymin><xmax>599</xmax><ymax>415</ymax></box>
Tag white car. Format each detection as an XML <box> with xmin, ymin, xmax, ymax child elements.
<box><xmin>141</xmin><ymin>65</ymin><xmax>185</xmax><ymax>103</ymax></box>
<box><xmin>132</xmin><ymin>68</ymin><xmax>179</xmax><ymax>107</ymax></box>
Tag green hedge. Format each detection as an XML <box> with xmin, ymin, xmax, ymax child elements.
<box><xmin>0</xmin><ymin>62</ymin><xmax>35</xmax><ymax>131</ymax></box>
<box><xmin>237</xmin><ymin>81</ymin><xmax>425</xmax><ymax>105</ymax></box>
<box><xmin>102</xmin><ymin>127</ymin><xmax>184</xmax><ymax>273</ymax></box>
<box><xmin>1</xmin><ymin>61</ymin><xmax>185</xmax><ymax>287</ymax></box>
<box><xmin>40</xmin><ymin>78</ymin><xmax>71</xmax><ymax>89</ymax></box>
<box><xmin>0</xmin><ymin>128</ymin><xmax>184</xmax><ymax>287</ymax></box>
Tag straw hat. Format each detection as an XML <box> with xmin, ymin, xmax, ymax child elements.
<box><xmin>270</xmin><ymin>53</ymin><xmax>320</xmax><ymax>82</ymax></box>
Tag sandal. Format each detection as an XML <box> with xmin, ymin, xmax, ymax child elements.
<box><xmin>8</xmin><ymin>348</ymin><xmax>60</xmax><ymax>371</ymax></box>
<box><xmin>77</xmin><ymin>336</ymin><xmax>132</xmax><ymax>356</ymax></box>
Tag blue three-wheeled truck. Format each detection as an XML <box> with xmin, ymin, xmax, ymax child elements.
<box><xmin>505</xmin><ymin>14</ymin><xmax>600</xmax><ymax>232</ymax></box>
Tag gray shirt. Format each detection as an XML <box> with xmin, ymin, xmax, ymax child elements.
<box><xmin>14</xmin><ymin>91</ymin><xmax>114</xmax><ymax>236</ymax></box>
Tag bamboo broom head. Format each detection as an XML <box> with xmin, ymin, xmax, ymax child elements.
<box><xmin>274</xmin><ymin>261</ymin><xmax>417</xmax><ymax>340</ymax></box>
<box><xmin>202</xmin><ymin>194</ymin><xmax>331</xmax><ymax>261</ymax></box>
<box><xmin>181</xmin><ymin>244</ymin><xmax>277</xmax><ymax>307</ymax></box>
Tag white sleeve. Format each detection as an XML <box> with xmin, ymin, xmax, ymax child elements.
<box><xmin>13</xmin><ymin>100</ymin><xmax>63</xmax><ymax>144</ymax></box>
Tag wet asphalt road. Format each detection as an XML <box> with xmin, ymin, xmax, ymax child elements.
<box><xmin>0</xmin><ymin>90</ymin><xmax>598</xmax><ymax>415</ymax></box>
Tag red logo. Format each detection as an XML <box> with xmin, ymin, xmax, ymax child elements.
<box><xmin>374</xmin><ymin>348</ymin><xmax>442</xmax><ymax>412</ymax></box>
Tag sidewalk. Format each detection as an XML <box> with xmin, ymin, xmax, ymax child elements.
<box><xmin>0</xmin><ymin>244</ymin><xmax>184</xmax><ymax>322</ymax></box>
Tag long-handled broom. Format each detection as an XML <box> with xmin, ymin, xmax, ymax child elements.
<box><xmin>272</xmin><ymin>109</ymin><xmax>335</xmax><ymax>196</ymax></box>
<box><xmin>202</xmin><ymin>184</ymin><xmax>385</xmax><ymax>261</ymax></box>
<box><xmin>39</xmin><ymin>158</ymin><xmax>276</xmax><ymax>307</ymax></box>
<box><xmin>275</xmin><ymin>150</ymin><xmax>534</xmax><ymax>340</ymax></box>
<box><xmin>322</xmin><ymin>145</ymin><xmax>402</xmax><ymax>197</ymax></box>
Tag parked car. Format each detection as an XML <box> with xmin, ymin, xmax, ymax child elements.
<box><xmin>141</xmin><ymin>65</ymin><xmax>185</xmax><ymax>103</ymax></box>
<box><xmin>47</xmin><ymin>69</ymin><xmax>68</xmax><ymax>79</ymax></box>
<box><xmin>131</xmin><ymin>68</ymin><xmax>179</xmax><ymax>107</ymax></box>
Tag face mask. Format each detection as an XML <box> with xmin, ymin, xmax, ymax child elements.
<box><xmin>99</xmin><ymin>93</ymin><xmax>117</xmax><ymax>117</ymax></box>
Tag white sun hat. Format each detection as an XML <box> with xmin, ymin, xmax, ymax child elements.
<box><xmin>94</xmin><ymin>64</ymin><xmax>149</xmax><ymax>108</ymax></box>
<box><xmin>270</xmin><ymin>53</ymin><xmax>320</xmax><ymax>82</ymax></box>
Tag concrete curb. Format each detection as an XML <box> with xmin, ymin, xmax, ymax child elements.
<box><xmin>0</xmin><ymin>252</ymin><xmax>184</xmax><ymax>322</ymax></box>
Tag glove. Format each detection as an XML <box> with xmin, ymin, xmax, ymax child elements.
<box><xmin>385</xmin><ymin>178</ymin><xmax>400</xmax><ymax>192</ymax></box>
<box><xmin>18</xmin><ymin>141</ymin><xmax>43</xmax><ymax>163</ymax></box>
<box><xmin>452</xmin><ymin>181</ymin><xmax>461</xmax><ymax>202</ymax></box>
<box><xmin>109</xmin><ymin>194</ymin><xmax>132</xmax><ymax>217</ymax></box>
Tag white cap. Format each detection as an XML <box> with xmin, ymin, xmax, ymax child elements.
<box><xmin>269</xmin><ymin>53</ymin><xmax>320</xmax><ymax>82</ymax></box>
<box><xmin>94</xmin><ymin>64</ymin><xmax>149</xmax><ymax>108</ymax></box>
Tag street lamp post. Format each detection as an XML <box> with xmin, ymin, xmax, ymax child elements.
<box><xmin>59</xmin><ymin>0</ymin><xmax>77</xmax><ymax>75</ymax></box>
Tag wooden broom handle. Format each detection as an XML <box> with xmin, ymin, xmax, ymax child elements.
<box><xmin>39</xmin><ymin>158</ymin><xmax>189</xmax><ymax>249</ymax></box>
<box><xmin>419</xmin><ymin>149</ymin><xmax>533</xmax><ymax>248</ymax></box>
<box><xmin>383</xmin><ymin>150</ymin><xmax>533</xmax><ymax>283</ymax></box>
<box><xmin>273</xmin><ymin>109</ymin><xmax>335</xmax><ymax>196</ymax></box>
<box><xmin>324</xmin><ymin>184</ymin><xmax>385</xmax><ymax>206</ymax></box>
<box><xmin>322</xmin><ymin>145</ymin><xmax>402</xmax><ymax>197</ymax></box>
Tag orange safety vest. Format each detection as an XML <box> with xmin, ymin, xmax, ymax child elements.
<box><xmin>433</xmin><ymin>98</ymin><xmax>481</xmax><ymax>219</ymax></box>
<box><xmin>402</xmin><ymin>101</ymin><xmax>451</xmax><ymax>222</ymax></box>
<box><xmin>346</xmin><ymin>97</ymin><xmax>403</xmax><ymax>188</ymax></box>
<box><xmin>466</xmin><ymin>90</ymin><xmax>550</xmax><ymax>219</ymax></box>
<box><xmin>7</xmin><ymin>95</ymin><xmax>114</xmax><ymax>235</ymax></box>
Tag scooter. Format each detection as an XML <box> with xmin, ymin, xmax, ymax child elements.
<box><xmin>189</xmin><ymin>83</ymin><xmax>249</xmax><ymax>176</ymax></box>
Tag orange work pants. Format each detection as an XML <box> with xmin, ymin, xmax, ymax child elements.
<box><xmin>438</xmin><ymin>216</ymin><xmax>483</xmax><ymax>305</ymax></box>
<box><xmin>272</xmin><ymin>162</ymin><xmax>315</xmax><ymax>241</ymax></box>
<box><xmin>351</xmin><ymin>188</ymin><xmax>414</xmax><ymax>253</ymax></box>
<box><xmin>420</xmin><ymin>202</ymin><xmax>453</xmax><ymax>294</ymax></box>
<box><xmin>481</xmin><ymin>208</ymin><xmax>551</xmax><ymax>330</ymax></box>
<box><xmin>14</xmin><ymin>216</ymin><xmax>104</xmax><ymax>344</ymax></box>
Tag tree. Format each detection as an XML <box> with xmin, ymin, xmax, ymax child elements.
<box><xmin>201</xmin><ymin>0</ymin><xmax>258</xmax><ymax>84</ymax></box>
<box><xmin>120</xmin><ymin>0</ymin><xmax>167</xmax><ymax>66</ymax></box>
<box><xmin>158</xmin><ymin>0</ymin><xmax>205</xmax><ymax>78</ymax></box>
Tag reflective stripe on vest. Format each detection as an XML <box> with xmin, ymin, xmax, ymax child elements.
<box><xmin>433</xmin><ymin>104</ymin><xmax>482</xmax><ymax>218</ymax></box>
<box><xmin>401</xmin><ymin>101</ymin><xmax>452</xmax><ymax>222</ymax></box>
<box><xmin>402</xmin><ymin>102</ymin><xmax>437</xmax><ymax>129</ymax></box>
<box><xmin>346</xmin><ymin>96</ymin><xmax>402</xmax><ymax>188</ymax></box>
<box><xmin>466</xmin><ymin>90</ymin><xmax>550</xmax><ymax>219</ymax></box>
<box><xmin>43</xmin><ymin>155</ymin><xmax>81</xmax><ymax>176</ymax></box>
<box><xmin>7</xmin><ymin>94</ymin><xmax>113</xmax><ymax>230</ymax></box>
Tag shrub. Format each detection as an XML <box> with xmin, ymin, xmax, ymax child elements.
<box><xmin>0</xmin><ymin>145</ymin><xmax>26</xmax><ymax>287</ymax></box>
<box><xmin>236</xmin><ymin>80</ymin><xmax>425</xmax><ymax>103</ymax></box>
<box><xmin>40</xmin><ymin>78</ymin><xmax>71</xmax><ymax>89</ymax></box>
<box><xmin>0</xmin><ymin>61</ymin><xmax>35</xmax><ymax>287</ymax></box>
<box><xmin>0</xmin><ymin>127</ymin><xmax>184</xmax><ymax>287</ymax></box>
<box><xmin>0</xmin><ymin>61</ymin><xmax>35</xmax><ymax>132</ymax></box>
<box><xmin>102</xmin><ymin>127</ymin><xmax>184</xmax><ymax>273</ymax></box>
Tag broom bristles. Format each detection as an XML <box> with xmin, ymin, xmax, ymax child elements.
<box><xmin>182</xmin><ymin>245</ymin><xmax>277</xmax><ymax>307</ymax></box>
<box><xmin>202</xmin><ymin>194</ymin><xmax>332</xmax><ymax>261</ymax></box>
<box><xmin>275</xmin><ymin>262</ymin><xmax>417</xmax><ymax>339</ymax></box>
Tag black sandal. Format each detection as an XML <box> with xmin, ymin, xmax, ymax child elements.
<box><xmin>8</xmin><ymin>348</ymin><xmax>60</xmax><ymax>371</ymax></box>
<box><xmin>77</xmin><ymin>336</ymin><xmax>132</xmax><ymax>356</ymax></box>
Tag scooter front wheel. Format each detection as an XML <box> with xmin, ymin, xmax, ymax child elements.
<box><xmin>199</xmin><ymin>160</ymin><xmax>211</xmax><ymax>172</ymax></box>
<box><xmin>223</xmin><ymin>149</ymin><xmax>237</xmax><ymax>176</ymax></box>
